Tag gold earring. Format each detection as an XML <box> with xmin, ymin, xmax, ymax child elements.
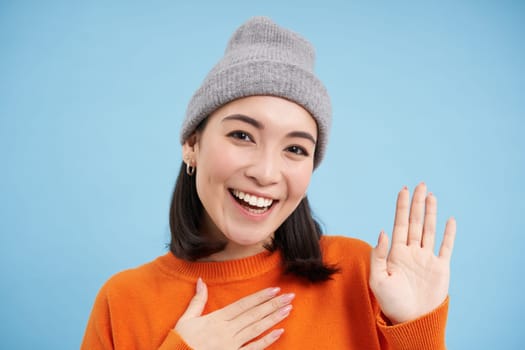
<box><xmin>186</xmin><ymin>160</ymin><xmax>195</xmax><ymax>176</ymax></box>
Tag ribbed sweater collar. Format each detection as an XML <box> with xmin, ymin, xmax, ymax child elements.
<box><xmin>155</xmin><ymin>249</ymin><xmax>283</xmax><ymax>283</ymax></box>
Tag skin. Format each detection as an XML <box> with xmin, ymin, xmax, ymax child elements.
<box><xmin>175</xmin><ymin>96</ymin><xmax>457</xmax><ymax>349</ymax></box>
<box><xmin>183</xmin><ymin>96</ymin><xmax>317</xmax><ymax>261</ymax></box>
<box><xmin>369</xmin><ymin>183</ymin><xmax>456</xmax><ymax>324</ymax></box>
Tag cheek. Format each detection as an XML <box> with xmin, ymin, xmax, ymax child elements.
<box><xmin>286</xmin><ymin>164</ymin><xmax>313</xmax><ymax>198</ymax></box>
<box><xmin>196</xmin><ymin>142</ymin><xmax>242</xmax><ymax>187</ymax></box>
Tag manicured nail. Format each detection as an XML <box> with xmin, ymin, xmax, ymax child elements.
<box><xmin>279</xmin><ymin>304</ymin><xmax>293</xmax><ymax>317</ymax></box>
<box><xmin>280</xmin><ymin>293</ymin><xmax>295</xmax><ymax>303</ymax></box>
<box><xmin>196</xmin><ymin>277</ymin><xmax>204</xmax><ymax>293</ymax></box>
<box><xmin>267</xmin><ymin>287</ymin><xmax>281</xmax><ymax>297</ymax></box>
<box><xmin>270</xmin><ymin>328</ymin><xmax>285</xmax><ymax>339</ymax></box>
<box><xmin>378</xmin><ymin>230</ymin><xmax>384</xmax><ymax>244</ymax></box>
<box><xmin>403</xmin><ymin>186</ymin><xmax>408</xmax><ymax>190</ymax></box>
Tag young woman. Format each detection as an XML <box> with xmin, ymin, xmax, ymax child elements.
<box><xmin>82</xmin><ymin>16</ymin><xmax>456</xmax><ymax>349</ymax></box>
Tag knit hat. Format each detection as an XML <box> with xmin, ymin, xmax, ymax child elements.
<box><xmin>180</xmin><ymin>16</ymin><xmax>331</xmax><ymax>168</ymax></box>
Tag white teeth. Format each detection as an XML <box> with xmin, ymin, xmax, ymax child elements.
<box><xmin>232</xmin><ymin>190</ymin><xmax>274</xmax><ymax>208</ymax></box>
<box><xmin>247</xmin><ymin>207</ymin><xmax>266</xmax><ymax>214</ymax></box>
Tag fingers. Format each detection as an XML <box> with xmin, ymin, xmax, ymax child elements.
<box><xmin>373</xmin><ymin>231</ymin><xmax>389</xmax><ymax>259</ymax></box>
<box><xmin>240</xmin><ymin>329</ymin><xmax>285</xmax><ymax>350</ymax></box>
<box><xmin>421</xmin><ymin>192</ymin><xmax>437</xmax><ymax>250</ymax></box>
<box><xmin>179</xmin><ymin>278</ymin><xmax>208</xmax><ymax>320</ymax></box>
<box><xmin>219</xmin><ymin>287</ymin><xmax>281</xmax><ymax>321</ymax></box>
<box><xmin>235</xmin><ymin>299</ymin><xmax>293</xmax><ymax>345</ymax></box>
<box><xmin>370</xmin><ymin>231</ymin><xmax>389</xmax><ymax>284</ymax></box>
<box><xmin>407</xmin><ymin>183</ymin><xmax>427</xmax><ymax>246</ymax></box>
<box><xmin>439</xmin><ymin>217</ymin><xmax>456</xmax><ymax>260</ymax></box>
<box><xmin>175</xmin><ymin>283</ymin><xmax>291</xmax><ymax>349</ymax></box>
<box><xmin>234</xmin><ymin>293</ymin><xmax>295</xmax><ymax>331</ymax></box>
<box><xmin>391</xmin><ymin>186</ymin><xmax>410</xmax><ymax>245</ymax></box>
<box><xmin>222</xmin><ymin>288</ymin><xmax>293</xmax><ymax>348</ymax></box>
<box><xmin>392</xmin><ymin>183</ymin><xmax>448</xmax><ymax>251</ymax></box>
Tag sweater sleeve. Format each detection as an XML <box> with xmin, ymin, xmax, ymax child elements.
<box><xmin>81</xmin><ymin>283</ymin><xmax>193</xmax><ymax>350</ymax></box>
<box><xmin>157</xmin><ymin>331</ymin><xmax>193</xmax><ymax>350</ymax></box>
<box><xmin>377</xmin><ymin>297</ymin><xmax>449</xmax><ymax>350</ymax></box>
<box><xmin>81</xmin><ymin>285</ymin><xmax>115</xmax><ymax>350</ymax></box>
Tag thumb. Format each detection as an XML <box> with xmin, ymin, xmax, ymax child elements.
<box><xmin>370</xmin><ymin>231</ymin><xmax>389</xmax><ymax>281</ymax></box>
<box><xmin>180</xmin><ymin>277</ymin><xmax>208</xmax><ymax>320</ymax></box>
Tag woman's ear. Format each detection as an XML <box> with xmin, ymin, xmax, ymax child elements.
<box><xmin>185</xmin><ymin>133</ymin><xmax>199</xmax><ymax>148</ymax></box>
<box><xmin>182</xmin><ymin>133</ymin><xmax>199</xmax><ymax>164</ymax></box>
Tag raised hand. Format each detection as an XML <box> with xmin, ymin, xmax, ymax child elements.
<box><xmin>175</xmin><ymin>278</ymin><xmax>294</xmax><ymax>349</ymax></box>
<box><xmin>369</xmin><ymin>183</ymin><xmax>456</xmax><ymax>324</ymax></box>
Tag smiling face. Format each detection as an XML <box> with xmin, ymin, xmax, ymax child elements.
<box><xmin>183</xmin><ymin>96</ymin><xmax>318</xmax><ymax>260</ymax></box>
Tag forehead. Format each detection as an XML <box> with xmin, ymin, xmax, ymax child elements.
<box><xmin>206</xmin><ymin>96</ymin><xmax>318</xmax><ymax>136</ymax></box>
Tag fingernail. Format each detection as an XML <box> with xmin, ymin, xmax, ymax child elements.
<box><xmin>402</xmin><ymin>186</ymin><xmax>408</xmax><ymax>191</ymax></box>
<box><xmin>196</xmin><ymin>277</ymin><xmax>204</xmax><ymax>293</ymax></box>
<box><xmin>279</xmin><ymin>304</ymin><xmax>293</xmax><ymax>316</ymax></box>
<box><xmin>280</xmin><ymin>293</ymin><xmax>295</xmax><ymax>303</ymax></box>
<box><xmin>267</xmin><ymin>287</ymin><xmax>281</xmax><ymax>297</ymax></box>
<box><xmin>271</xmin><ymin>328</ymin><xmax>285</xmax><ymax>339</ymax></box>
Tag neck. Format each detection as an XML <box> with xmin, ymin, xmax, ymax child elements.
<box><xmin>199</xmin><ymin>241</ymin><xmax>269</xmax><ymax>261</ymax></box>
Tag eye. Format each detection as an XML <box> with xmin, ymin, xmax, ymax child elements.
<box><xmin>228</xmin><ymin>130</ymin><xmax>254</xmax><ymax>142</ymax></box>
<box><xmin>286</xmin><ymin>145</ymin><xmax>309</xmax><ymax>157</ymax></box>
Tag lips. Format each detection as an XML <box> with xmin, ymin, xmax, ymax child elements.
<box><xmin>229</xmin><ymin>189</ymin><xmax>276</xmax><ymax>214</ymax></box>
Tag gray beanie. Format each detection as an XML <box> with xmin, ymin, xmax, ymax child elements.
<box><xmin>180</xmin><ymin>16</ymin><xmax>331</xmax><ymax>168</ymax></box>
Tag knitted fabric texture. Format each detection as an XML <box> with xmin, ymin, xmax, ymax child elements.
<box><xmin>81</xmin><ymin>236</ymin><xmax>449</xmax><ymax>349</ymax></box>
<box><xmin>181</xmin><ymin>16</ymin><xmax>331</xmax><ymax>168</ymax></box>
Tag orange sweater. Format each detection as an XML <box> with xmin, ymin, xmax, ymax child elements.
<box><xmin>82</xmin><ymin>236</ymin><xmax>449</xmax><ymax>349</ymax></box>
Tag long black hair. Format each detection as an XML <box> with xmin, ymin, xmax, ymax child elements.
<box><xmin>168</xmin><ymin>162</ymin><xmax>339</xmax><ymax>283</ymax></box>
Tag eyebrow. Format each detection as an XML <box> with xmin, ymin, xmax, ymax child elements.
<box><xmin>287</xmin><ymin>131</ymin><xmax>316</xmax><ymax>145</ymax></box>
<box><xmin>222</xmin><ymin>114</ymin><xmax>263</xmax><ymax>129</ymax></box>
<box><xmin>222</xmin><ymin>114</ymin><xmax>317</xmax><ymax>145</ymax></box>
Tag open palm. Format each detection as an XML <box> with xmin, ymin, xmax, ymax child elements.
<box><xmin>369</xmin><ymin>183</ymin><xmax>456</xmax><ymax>324</ymax></box>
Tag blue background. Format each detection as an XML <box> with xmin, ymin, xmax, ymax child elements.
<box><xmin>1</xmin><ymin>1</ymin><xmax>523</xmax><ymax>349</ymax></box>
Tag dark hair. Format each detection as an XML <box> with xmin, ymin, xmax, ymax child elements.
<box><xmin>168</xmin><ymin>163</ymin><xmax>339</xmax><ymax>283</ymax></box>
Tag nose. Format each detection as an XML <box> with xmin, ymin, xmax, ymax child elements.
<box><xmin>244</xmin><ymin>149</ymin><xmax>282</xmax><ymax>186</ymax></box>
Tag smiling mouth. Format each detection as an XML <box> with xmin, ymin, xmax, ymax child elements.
<box><xmin>229</xmin><ymin>189</ymin><xmax>276</xmax><ymax>214</ymax></box>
